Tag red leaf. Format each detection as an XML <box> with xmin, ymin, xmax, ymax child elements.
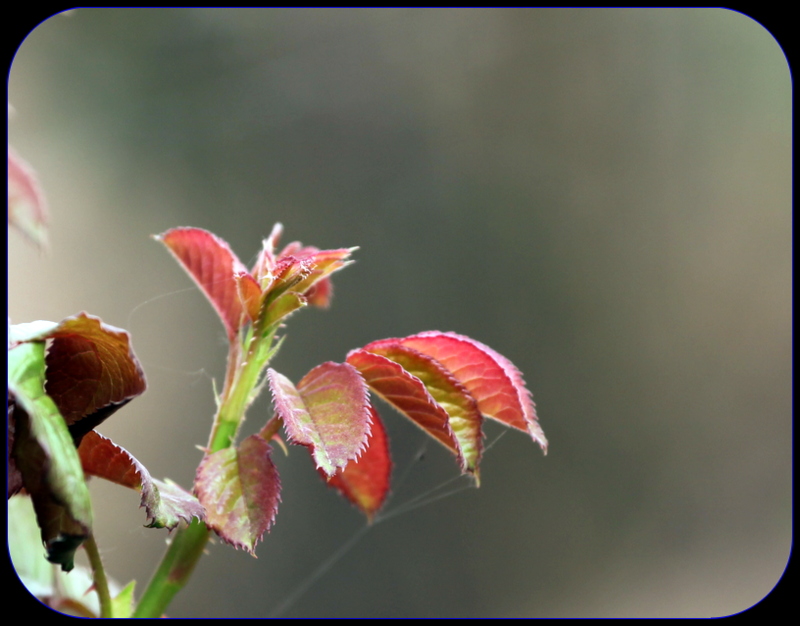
<box><xmin>289</xmin><ymin>248</ymin><xmax>355</xmax><ymax>309</ymax></box>
<box><xmin>235</xmin><ymin>271</ymin><xmax>263</xmax><ymax>324</ymax></box>
<box><xmin>361</xmin><ymin>340</ymin><xmax>483</xmax><ymax>474</ymax></box>
<box><xmin>78</xmin><ymin>431</ymin><xmax>205</xmax><ymax>529</ymax></box>
<box><xmin>78</xmin><ymin>430</ymin><xmax>143</xmax><ymax>490</ymax></box>
<box><xmin>157</xmin><ymin>226</ymin><xmax>355</xmax><ymax>333</ymax></box>
<box><xmin>194</xmin><ymin>435</ymin><xmax>281</xmax><ymax>554</ymax></box>
<box><xmin>321</xmin><ymin>404</ymin><xmax>391</xmax><ymax>521</ymax></box>
<box><xmin>346</xmin><ymin>348</ymin><xmax>460</xmax><ymax>458</ymax></box>
<box><xmin>304</xmin><ymin>275</ymin><xmax>333</xmax><ymax>308</ymax></box>
<box><xmin>399</xmin><ymin>332</ymin><xmax>547</xmax><ymax>453</ymax></box>
<box><xmin>258</xmin><ymin>231</ymin><xmax>354</xmax><ymax>309</ymax></box>
<box><xmin>155</xmin><ymin>228</ymin><xmax>251</xmax><ymax>340</ymax></box>
<box><xmin>268</xmin><ymin>363</ymin><xmax>371</xmax><ymax>476</ymax></box>
<box><xmin>12</xmin><ymin>313</ymin><xmax>147</xmax><ymax>429</ymax></box>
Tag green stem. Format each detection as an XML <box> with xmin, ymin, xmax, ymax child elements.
<box><xmin>134</xmin><ymin>327</ymin><xmax>277</xmax><ymax>617</ymax></box>
<box><xmin>207</xmin><ymin>328</ymin><xmax>273</xmax><ymax>453</ymax></box>
<box><xmin>132</xmin><ymin>519</ymin><xmax>210</xmax><ymax>618</ymax></box>
<box><xmin>207</xmin><ymin>349</ymin><xmax>263</xmax><ymax>452</ymax></box>
<box><xmin>83</xmin><ymin>534</ymin><xmax>112</xmax><ymax>618</ymax></box>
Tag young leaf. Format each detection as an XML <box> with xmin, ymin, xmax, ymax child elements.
<box><xmin>361</xmin><ymin>341</ymin><xmax>483</xmax><ymax>474</ymax></box>
<box><xmin>268</xmin><ymin>363</ymin><xmax>371</xmax><ymax>476</ymax></box>
<box><xmin>78</xmin><ymin>430</ymin><xmax>205</xmax><ymax>529</ymax></box>
<box><xmin>287</xmin><ymin>247</ymin><xmax>356</xmax><ymax>309</ymax></box>
<box><xmin>194</xmin><ymin>435</ymin><xmax>281</xmax><ymax>554</ymax></box>
<box><xmin>345</xmin><ymin>348</ymin><xmax>460</xmax><ymax>460</ymax></box>
<box><xmin>265</xmin><ymin>291</ymin><xmax>307</xmax><ymax>326</ymax></box>
<box><xmin>45</xmin><ymin>313</ymin><xmax>147</xmax><ymax>428</ymax></box>
<box><xmin>321</xmin><ymin>404</ymin><xmax>391</xmax><ymax>521</ymax></box>
<box><xmin>258</xmin><ymin>225</ymin><xmax>355</xmax><ymax>310</ymax></box>
<box><xmin>262</xmin><ymin>254</ymin><xmax>312</xmax><ymax>305</ymax></box>
<box><xmin>111</xmin><ymin>581</ymin><xmax>137</xmax><ymax>619</ymax></box>
<box><xmin>235</xmin><ymin>270</ymin><xmax>264</xmax><ymax>324</ymax></box>
<box><xmin>10</xmin><ymin>313</ymin><xmax>147</xmax><ymax>433</ymax></box>
<box><xmin>8</xmin><ymin>341</ymin><xmax>92</xmax><ymax>571</ymax></box>
<box><xmin>304</xmin><ymin>274</ymin><xmax>333</xmax><ymax>308</ymax></box>
<box><xmin>398</xmin><ymin>332</ymin><xmax>547</xmax><ymax>453</ymax></box>
<box><xmin>155</xmin><ymin>227</ymin><xmax>251</xmax><ymax>340</ymax></box>
<box><xmin>157</xmin><ymin>227</ymin><xmax>356</xmax><ymax>338</ymax></box>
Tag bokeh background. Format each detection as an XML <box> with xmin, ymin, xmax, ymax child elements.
<box><xmin>8</xmin><ymin>8</ymin><xmax>791</xmax><ymax>618</ymax></box>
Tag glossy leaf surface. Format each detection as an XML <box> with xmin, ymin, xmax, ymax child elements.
<box><xmin>346</xmin><ymin>348</ymin><xmax>460</xmax><ymax>459</ymax></box>
<box><xmin>361</xmin><ymin>340</ymin><xmax>483</xmax><ymax>474</ymax></box>
<box><xmin>155</xmin><ymin>228</ymin><xmax>250</xmax><ymax>340</ymax></box>
<box><xmin>399</xmin><ymin>332</ymin><xmax>547</xmax><ymax>452</ymax></box>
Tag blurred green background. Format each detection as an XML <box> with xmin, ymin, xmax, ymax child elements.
<box><xmin>8</xmin><ymin>8</ymin><xmax>790</xmax><ymax>618</ymax></box>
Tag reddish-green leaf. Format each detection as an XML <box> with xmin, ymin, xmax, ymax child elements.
<box><xmin>346</xmin><ymin>348</ymin><xmax>460</xmax><ymax>459</ymax></box>
<box><xmin>268</xmin><ymin>363</ymin><xmax>371</xmax><ymax>476</ymax></box>
<box><xmin>157</xmin><ymin>227</ymin><xmax>355</xmax><ymax>336</ymax></box>
<box><xmin>11</xmin><ymin>313</ymin><xmax>147</xmax><ymax>436</ymax></box>
<box><xmin>251</xmin><ymin>224</ymin><xmax>354</xmax><ymax>309</ymax></box>
<box><xmin>78</xmin><ymin>431</ymin><xmax>204</xmax><ymax>529</ymax></box>
<box><xmin>31</xmin><ymin>313</ymin><xmax>148</xmax><ymax>432</ymax></box>
<box><xmin>321</xmin><ymin>404</ymin><xmax>391</xmax><ymax>521</ymax></box>
<box><xmin>265</xmin><ymin>291</ymin><xmax>307</xmax><ymax>326</ymax></box>
<box><xmin>8</xmin><ymin>146</ymin><xmax>49</xmax><ymax>249</ymax></box>
<box><xmin>194</xmin><ymin>435</ymin><xmax>281</xmax><ymax>554</ymax></box>
<box><xmin>155</xmin><ymin>228</ymin><xmax>251</xmax><ymax>340</ymax></box>
<box><xmin>289</xmin><ymin>247</ymin><xmax>356</xmax><ymax>309</ymax></box>
<box><xmin>234</xmin><ymin>270</ymin><xmax>263</xmax><ymax>324</ymax></box>
<box><xmin>78</xmin><ymin>430</ymin><xmax>142</xmax><ymax>490</ymax></box>
<box><xmin>361</xmin><ymin>340</ymin><xmax>483</xmax><ymax>474</ymax></box>
<box><xmin>304</xmin><ymin>275</ymin><xmax>333</xmax><ymax>308</ymax></box>
<box><xmin>8</xmin><ymin>341</ymin><xmax>92</xmax><ymax>571</ymax></box>
<box><xmin>399</xmin><ymin>332</ymin><xmax>547</xmax><ymax>453</ymax></box>
<box><xmin>265</xmin><ymin>255</ymin><xmax>311</xmax><ymax>300</ymax></box>
<box><xmin>7</xmin><ymin>314</ymin><xmax>148</xmax><ymax>565</ymax></box>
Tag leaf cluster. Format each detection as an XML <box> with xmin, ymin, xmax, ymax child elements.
<box><xmin>157</xmin><ymin>226</ymin><xmax>547</xmax><ymax>551</ymax></box>
<box><xmin>8</xmin><ymin>132</ymin><xmax>545</xmax><ymax>618</ymax></box>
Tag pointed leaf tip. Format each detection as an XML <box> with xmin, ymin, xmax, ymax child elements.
<box><xmin>321</xmin><ymin>404</ymin><xmax>391</xmax><ymax>521</ymax></box>
<box><xmin>41</xmin><ymin>312</ymin><xmax>147</xmax><ymax>428</ymax></box>
<box><xmin>194</xmin><ymin>435</ymin><xmax>281</xmax><ymax>554</ymax></box>
<box><xmin>78</xmin><ymin>431</ymin><xmax>204</xmax><ymax>529</ymax></box>
<box><xmin>399</xmin><ymin>331</ymin><xmax>546</xmax><ymax>453</ymax></box>
<box><xmin>268</xmin><ymin>363</ymin><xmax>372</xmax><ymax>476</ymax></box>
<box><xmin>346</xmin><ymin>348</ymin><xmax>461</xmax><ymax>460</ymax></box>
<box><xmin>359</xmin><ymin>340</ymin><xmax>483</xmax><ymax>474</ymax></box>
<box><xmin>156</xmin><ymin>227</ymin><xmax>250</xmax><ymax>340</ymax></box>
